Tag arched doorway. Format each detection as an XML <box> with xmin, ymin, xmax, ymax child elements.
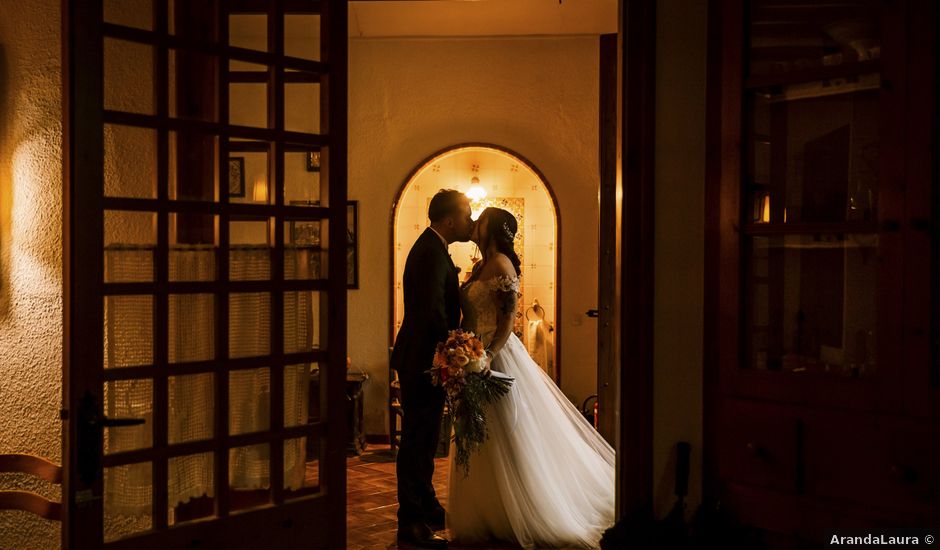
<box><xmin>390</xmin><ymin>144</ymin><xmax>562</xmax><ymax>382</ymax></box>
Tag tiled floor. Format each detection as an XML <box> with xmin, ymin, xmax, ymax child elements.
<box><xmin>345</xmin><ymin>445</ymin><xmax>523</xmax><ymax>550</ymax></box>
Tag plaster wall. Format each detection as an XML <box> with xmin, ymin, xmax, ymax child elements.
<box><xmin>347</xmin><ymin>36</ymin><xmax>600</xmax><ymax>436</ymax></box>
<box><xmin>0</xmin><ymin>0</ymin><xmax>64</xmax><ymax>547</ymax></box>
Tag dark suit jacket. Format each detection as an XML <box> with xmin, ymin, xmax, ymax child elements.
<box><xmin>390</xmin><ymin>228</ymin><xmax>461</xmax><ymax>376</ymax></box>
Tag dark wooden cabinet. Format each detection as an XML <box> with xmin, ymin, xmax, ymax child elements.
<box><xmin>706</xmin><ymin>0</ymin><xmax>940</xmax><ymax>544</ymax></box>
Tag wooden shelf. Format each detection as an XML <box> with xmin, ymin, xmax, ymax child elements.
<box><xmin>745</xmin><ymin>59</ymin><xmax>881</xmax><ymax>89</ymax></box>
<box><xmin>741</xmin><ymin>221</ymin><xmax>879</xmax><ymax>235</ymax></box>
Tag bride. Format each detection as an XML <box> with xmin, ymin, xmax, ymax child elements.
<box><xmin>446</xmin><ymin>207</ymin><xmax>616</xmax><ymax>549</ymax></box>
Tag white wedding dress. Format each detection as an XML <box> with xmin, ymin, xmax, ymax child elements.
<box><xmin>447</xmin><ymin>274</ymin><xmax>616</xmax><ymax>549</ymax></box>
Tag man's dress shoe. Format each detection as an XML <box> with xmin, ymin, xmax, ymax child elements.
<box><xmin>397</xmin><ymin>522</ymin><xmax>448</xmax><ymax>549</ymax></box>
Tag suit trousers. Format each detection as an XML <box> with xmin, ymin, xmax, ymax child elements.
<box><xmin>396</xmin><ymin>368</ymin><xmax>446</xmax><ymax>526</ymax></box>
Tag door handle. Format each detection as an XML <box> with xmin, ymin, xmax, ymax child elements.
<box><xmin>586</xmin><ymin>309</ymin><xmax>599</xmax><ymax>318</ymax></box>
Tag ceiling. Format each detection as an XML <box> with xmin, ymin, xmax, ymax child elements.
<box><xmin>348</xmin><ymin>0</ymin><xmax>618</xmax><ymax>38</ymax></box>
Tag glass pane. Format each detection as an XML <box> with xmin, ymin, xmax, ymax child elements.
<box><xmin>105</xmin><ymin>210</ymin><xmax>156</xmax><ymax>282</ymax></box>
<box><xmin>170</xmin><ymin>213</ymin><xmax>218</xmax><ymax>281</ymax></box>
<box><xmin>104</xmin><ymin>38</ymin><xmax>154</xmax><ymax>115</ymax></box>
<box><xmin>284</xmin><ymin>14</ymin><xmax>321</xmax><ymax>61</ymax></box>
<box><xmin>169</xmin><ymin>294</ymin><xmax>216</xmax><ymax>363</ymax></box>
<box><xmin>104</xmin><ymin>0</ymin><xmax>152</xmax><ymax>30</ymax></box>
<box><xmin>230</xmin><ymin>217</ymin><xmax>272</xmax><ymax>280</ymax></box>
<box><xmin>284</xmin><ymin>436</ymin><xmax>319</xmax><ymax>497</ymax></box>
<box><xmin>747</xmin><ymin>0</ymin><xmax>881</xmax><ymax>78</ymax></box>
<box><xmin>104</xmin><ymin>124</ymin><xmax>157</xmax><ymax>199</ymax></box>
<box><xmin>285</xmin><ymin>150</ymin><xmax>323</xmax><ymax>205</ymax></box>
<box><xmin>104</xmin><ymin>379</ymin><xmax>153</xmax><ymax>454</ymax></box>
<box><xmin>285</xmin><ymin>81</ymin><xmax>320</xmax><ymax>135</ymax></box>
<box><xmin>168</xmin><ymin>373</ymin><xmax>214</xmax><ymax>444</ymax></box>
<box><xmin>104</xmin><ymin>295</ymin><xmax>153</xmax><ymax>369</ymax></box>
<box><xmin>746</xmin><ymin>82</ymin><xmax>879</xmax><ymax>224</ymax></box>
<box><xmin>104</xmin><ymin>462</ymin><xmax>152</xmax><ymax>542</ymax></box>
<box><xmin>229</xmin><ymin>57</ymin><xmax>268</xmax><ymax>76</ymax></box>
<box><xmin>229</xmin><ymin>367</ymin><xmax>270</xmax><ymax>435</ymax></box>
<box><xmin>284</xmin><ymin>219</ymin><xmax>327</xmax><ymax>280</ymax></box>
<box><xmin>168</xmin><ymin>452</ymin><xmax>215</xmax><ymax>526</ymax></box>
<box><xmin>743</xmin><ymin>233</ymin><xmax>878</xmax><ymax>376</ymax></box>
<box><xmin>169</xmin><ymin>130</ymin><xmax>220</xmax><ymax>201</ymax></box>
<box><xmin>170</xmin><ymin>49</ymin><xmax>220</xmax><ymax>123</ymax></box>
<box><xmin>284</xmin><ymin>363</ymin><xmax>312</xmax><ymax>427</ymax></box>
<box><xmin>229</xmin><ymin>444</ymin><xmax>270</xmax><ymax>511</ymax></box>
<box><xmin>284</xmin><ymin>291</ymin><xmax>325</xmax><ymax>353</ymax></box>
<box><xmin>229</xmin><ymin>292</ymin><xmax>271</xmax><ymax>358</ymax></box>
<box><xmin>227</xmin><ymin>149</ymin><xmax>270</xmax><ymax>204</ymax></box>
<box><xmin>229</xmin><ymin>82</ymin><xmax>268</xmax><ymax>128</ymax></box>
<box><xmin>229</xmin><ymin>14</ymin><xmax>267</xmax><ymax>52</ymax></box>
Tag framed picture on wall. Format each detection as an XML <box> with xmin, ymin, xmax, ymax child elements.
<box><xmin>306</xmin><ymin>150</ymin><xmax>321</xmax><ymax>172</ymax></box>
<box><xmin>228</xmin><ymin>157</ymin><xmax>245</xmax><ymax>197</ymax></box>
<box><xmin>347</xmin><ymin>201</ymin><xmax>359</xmax><ymax>289</ymax></box>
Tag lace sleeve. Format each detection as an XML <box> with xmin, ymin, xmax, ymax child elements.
<box><xmin>492</xmin><ymin>274</ymin><xmax>521</xmax><ymax>316</ymax></box>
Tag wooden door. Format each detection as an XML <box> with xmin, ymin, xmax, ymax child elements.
<box><xmin>62</xmin><ymin>0</ymin><xmax>348</xmax><ymax>547</ymax></box>
<box><xmin>705</xmin><ymin>0</ymin><xmax>940</xmax><ymax>540</ymax></box>
<box><xmin>597</xmin><ymin>33</ymin><xmax>618</xmax><ymax>446</ymax></box>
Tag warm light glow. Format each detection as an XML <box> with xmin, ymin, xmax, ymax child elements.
<box><xmin>394</xmin><ymin>145</ymin><xmax>559</xmax><ymax>378</ymax></box>
<box><xmin>10</xmin><ymin>140</ymin><xmax>60</xmax><ymax>297</ymax></box>
<box><xmin>252</xmin><ymin>178</ymin><xmax>268</xmax><ymax>203</ymax></box>
<box><xmin>760</xmin><ymin>194</ymin><xmax>771</xmax><ymax>223</ymax></box>
<box><xmin>783</xmin><ymin>207</ymin><xmax>787</xmax><ymax>223</ymax></box>
<box><xmin>466</xmin><ymin>185</ymin><xmax>487</xmax><ymax>202</ymax></box>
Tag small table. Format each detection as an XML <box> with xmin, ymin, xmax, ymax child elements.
<box><xmin>308</xmin><ymin>369</ymin><xmax>370</xmax><ymax>458</ymax></box>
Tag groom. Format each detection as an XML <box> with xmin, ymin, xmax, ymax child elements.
<box><xmin>391</xmin><ymin>189</ymin><xmax>474</xmax><ymax>548</ymax></box>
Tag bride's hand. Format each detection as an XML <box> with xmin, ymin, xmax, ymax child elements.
<box><xmin>481</xmin><ymin>350</ymin><xmax>494</xmax><ymax>377</ymax></box>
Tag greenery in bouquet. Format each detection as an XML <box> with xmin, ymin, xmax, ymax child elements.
<box><xmin>427</xmin><ymin>329</ymin><xmax>513</xmax><ymax>477</ymax></box>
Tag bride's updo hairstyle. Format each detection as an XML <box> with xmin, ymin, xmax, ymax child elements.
<box><xmin>480</xmin><ymin>207</ymin><xmax>522</xmax><ymax>276</ymax></box>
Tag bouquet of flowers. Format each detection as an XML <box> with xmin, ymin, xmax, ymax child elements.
<box><xmin>427</xmin><ymin>328</ymin><xmax>514</xmax><ymax>477</ymax></box>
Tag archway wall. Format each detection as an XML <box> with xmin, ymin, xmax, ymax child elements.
<box><xmin>393</xmin><ymin>145</ymin><xmax>559</xmax><ymax>378</ymax></box>
<box><xmin>348</xmin><ymin>36</ymin><xmax>600</xmax><ymax>436</ymax></box>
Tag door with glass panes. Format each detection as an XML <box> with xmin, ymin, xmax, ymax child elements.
<box><xmin>706</xmin><ymin>0</ymin><xmax>940</xmax><ymax>538</ymax></box>
<box><xmin>62</xmin><ymin>1</ymin><xmax>348</xmax><ymax>548</ymax></box>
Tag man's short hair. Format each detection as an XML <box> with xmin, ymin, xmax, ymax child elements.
<box><xmin>428</xmin><ymin>189</ymin><xmax>468</xmax><ymax>222</ymax></box>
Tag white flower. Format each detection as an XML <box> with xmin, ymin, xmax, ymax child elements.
<box><xmin>465</xmin><ymin>358</ymin><xmax>483</xmax><ymax>374</ymax></box>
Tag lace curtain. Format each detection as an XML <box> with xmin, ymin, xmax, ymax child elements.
<box><xmin>103</xmin><ymin>245</ymin><xmax>312</xmax><ymax>522</ymax></box>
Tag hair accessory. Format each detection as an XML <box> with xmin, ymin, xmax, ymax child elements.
<box><xmin>502</xmin><ymin>221</ymin><xmax>515</xmax><ymax>241</ymax></box>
